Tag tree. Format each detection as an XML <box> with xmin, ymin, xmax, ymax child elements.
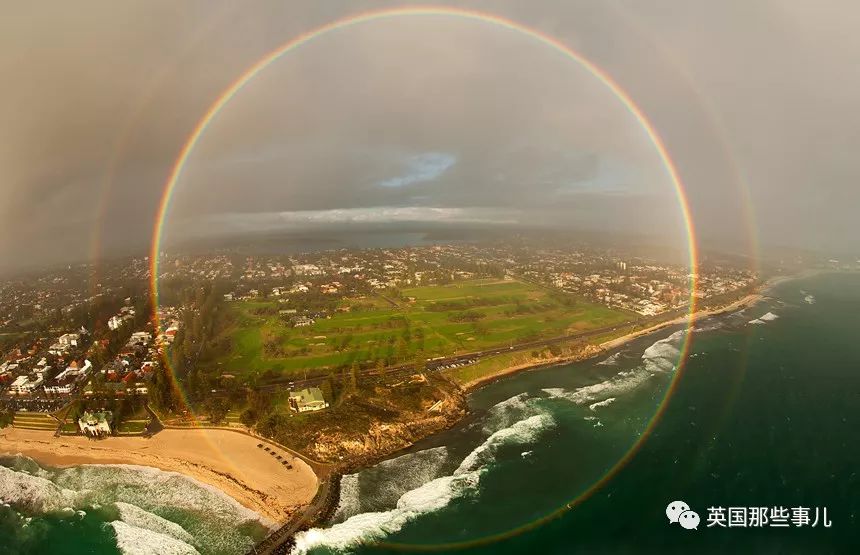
<box><xmin>150</xmin><ymin>366</ymin><xmax>174</xmax><ymax>411</ymax></box>
<box><xmin>349</xmin><ymin>363</ymin><xmax>359</xmax><ymax>391</ymax></box>
<box><xmin>205</xmin><ymin>397</ymin><xmax>229</xmax><ymax>425</ymax></box>
<box><xmin>239</xmin><ymin>407</ymin><xmax>257</xmax><ymax>428</ymax></box>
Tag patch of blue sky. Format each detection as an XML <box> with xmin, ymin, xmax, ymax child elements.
<box><xmin>556</xmin><ymin>156</ymin><xmax>635</xmax><ymax>194</ymax></box>
<box><xmin>378</xmin><ymin>152</ymin><xmax>456</xmax><ymax>188</ymax></box>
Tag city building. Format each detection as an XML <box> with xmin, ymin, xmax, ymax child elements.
<box><xmin>288</xmin><ymin>387</ymin><xmax>329</xmax><ymax>413</ymax></box>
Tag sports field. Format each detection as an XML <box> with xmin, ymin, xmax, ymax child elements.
<box><xmin>217</xmin><ymin>278</ymin><xmax>631</xmax><ymax>377</ymax></box>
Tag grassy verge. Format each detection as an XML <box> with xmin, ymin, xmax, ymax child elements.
<box><xmin>214</xmin><ymin>278</ymin><xmax>630</xmax><ymax>380</ymax></box>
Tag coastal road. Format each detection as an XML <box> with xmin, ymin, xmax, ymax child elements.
<box><xmin>251</xmin><ymin>317</ymin><xmax>652</xmax><ymax>393</ymax></box>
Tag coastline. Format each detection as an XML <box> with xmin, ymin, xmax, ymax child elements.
<box><xmin>459</xmin><ymin>289</ymin><xmax>766</xmax><ymax>392</ymax></box>
<box><xmin>271</xmin><ymin>277</ymin><xmax>805</xmax><ymax>548</ymax></box>
<box><xmin>598</xmin><ymin>290</ymin><xmax>763</xmax><ymax>351</ymax></box>
<box><xmin>0</xmin><ymin>275</ymin><xmax>811</xmax><ymax>552</ymax></box>
<box><xmin>0</xmin><ymin>426</ymin><xmax>319</xmax><ymax>524</ymax></box>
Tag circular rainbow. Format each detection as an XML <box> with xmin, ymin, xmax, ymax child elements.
<box><xmin>149</xmin><ymin>5</ymin><xmax>701</xmax><ymax>548</ymax></box>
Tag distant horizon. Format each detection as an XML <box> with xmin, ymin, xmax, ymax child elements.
<box><xmin>4</xmin><ymin>222</ymin><xmax>853</xmax><ymax>282</ymax></box>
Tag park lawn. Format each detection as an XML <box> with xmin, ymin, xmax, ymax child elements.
<box><xmin>218</xmin><ymin>279</ymin><xmax>631</xmax><ymax>379</ymax></box>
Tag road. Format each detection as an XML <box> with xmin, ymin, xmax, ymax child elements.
<box><xmin>252</xmin><ymin>318</ymin><xmax>646</xmax><ymax>393</ymax></box>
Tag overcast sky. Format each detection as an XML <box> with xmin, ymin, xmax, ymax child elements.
<box><xmin>1</xmin><ymin>0</ymin><xmax>857</xmax><ymax>274</ymax></box>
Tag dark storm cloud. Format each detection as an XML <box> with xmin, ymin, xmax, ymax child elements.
<box><xmin>1</xmin><ymin>0</ymin><xmax>858</xmax><ymax>273</ymax></box>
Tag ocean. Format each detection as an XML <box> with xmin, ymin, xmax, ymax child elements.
<box><xmin>296</xmin><ymin>271</ymin><xmax>859</xmax><ymax>554</ymax></box>
<box><xmin>0</xmin><ymin>460</ymin><xmax>270</xmax><ymax>554</ymax></box>
<box><xmin>2</xmin><ymin>272</ymin><xmax>858</xmax><ymax>554</ymax></box>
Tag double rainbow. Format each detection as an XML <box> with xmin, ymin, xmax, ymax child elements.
<box><xmin>148</xmin><ymin>6</ymin><xmax>700</xmax><ymax>546</ymax></box>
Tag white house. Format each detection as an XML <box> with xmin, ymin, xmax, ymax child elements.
<box><xmin>128</xmin><ymin>331</ymin><xmax>152</xmax><ymax>345</ymax></box>
<box><xmin>44</xmin><ymin>383</ymin><xmax>74</xmax><ymax>395</ymax></box>
<box><xmin>9</xmin><ymin>374</ymin><xmax>43</xmax><ymax>395</ymax></box>
<box><xmin>78</xmin><ymin>411</ymin><xmax>112</xmax><ymax>437</ymax></box>
<box><xmin>58</xmin><ymin>333</ymin><xmax>80</xmax><ymax>347</ymax></box>
<box><xmin>288</xmin><ymin>387</ymin><xmax>329</xmax><ymax>413</ymax></box>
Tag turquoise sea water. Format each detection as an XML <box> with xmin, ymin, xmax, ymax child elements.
<box><xmin>0</xmin><ymin>459</ymin><xmax>270</xmax><ymax>554</ymax></box>
<box><xmin>297</xmin><ymin>272</ymin><xmax>859</xmax><ymax>554</ymax></box>
<box><xmin>2</xmin><ymin>272</ymin><xmax>858</xmax><ymax>553</ymax></box>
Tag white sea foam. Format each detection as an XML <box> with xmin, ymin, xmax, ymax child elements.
<box><xmin>541</xmin><ymin>387</ymin><xmax>565</xmax><ymax>398</ymax></box>
<box><xmin>332</xmin><ymin>473</ymin><xmax>361</xmax><ymax>522</ymax></box>
<box><xmin>597</xmin><ymin>352</ymin><xmax>621</xmax><ymax>366</ymax></box>
<box><xmin>804</xmin><ymin>295</ymin><xmax>815</xmax><ymax>304</ymax></box>
<box><xmin>481</xmin><ymin>392</ymin><xmax>536</xmax><ymax>433</ymax></box>
<box><xmin>294</xmin><ymin>472</ymin><xmax>476</xmax><ymax>554</ymax></box>
<box><xmin>0</xmin><ymin>465</ymin><xmax>77</xmax><ymax>512</ymax></box>
<box><xmin>588</xmin><ymin>397</ymin><xmax>616</xmax><ymax>411</ymax></box>
<box><xmin>749</xmin><ymin>311</ymin><xmax>779</xmax><ymax>325</ymax></box>
<box><xmin>543</xmin><ymin>368</ymin><xmax>651</xmax><ymax>406</ymax></box>
<box><xmin>337</xmin><ymin>447</ymin><xmax>450</xmax><ymax>520</ymax></box>
<box><xmin>694</xmin><ymin>321</ymin><xmax>723</xmax><ymax>332</ymax></box>
<box><xmin>641</xmin><ymin>330</ymin><xmax>684</xmax><ymax>373</ymax></box>
<box><xmin>292</xmin><ymin>413</ymin><xmax>554</xmax><ymax>554</ymax></box>
<box><xmin>372</xmin><ymin>447</ymin><xmax>448</xmax><ymax>497</ymax></box>
<box><xmin>60</xmin><ymin>464</ymin><xmax>269</xmax><ymax>527</ymax></box>
<box><xmin>1</xmin><ymin>459</ymin><xmax>265</xmax><ymax>554</ymax></box>
<box><xmin>543</xmin><ymin>331</ymin><xmax>682</xmax><ymax>410</ymax></box>
<box><xmin>456</xmin><ymin>414</ymin><xmax>554</xmax><ymax>475</ymax></box>
<box><xmin>111</xmin><ymin>520</ymin><xmax>199</xmax><ymax>555</ymax></box>
<box><xmin>115</xmin><ymin>501</ymin><xmax>195</xmax><ymax>545</ymax></box>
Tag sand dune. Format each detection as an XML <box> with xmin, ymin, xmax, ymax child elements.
<box><xmin>0</xmin><ymin>427</ymin><xmax>318</xmax><ymax>524</ymax></box>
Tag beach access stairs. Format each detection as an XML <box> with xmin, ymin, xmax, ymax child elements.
<box><xmin>11</xmin><ymin>411</ymin><xmax>59</xmax><ymax>431</ymax></box>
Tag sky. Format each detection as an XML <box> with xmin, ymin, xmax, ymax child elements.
<box><xmin>1</xmin><ymin>0</ymin><xmax>858</xmax><ymax>274</ymax></box>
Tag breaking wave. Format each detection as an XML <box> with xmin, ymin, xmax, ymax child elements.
<box><xmin>111</xmin><ymin>520</ymin><xmax>200</xmax><ymax>555</ymax></box>
<box><xmin>543</xmin><ymin>368</ymin><xmax>651</xmax><ymax>406</ymax></box>
<box><xmin>333</xmin><ymin>447</ymin><xmax>450</xmax><ymax>521</ymax></box>
<box><xmin>480</xmin><ymin>392</ymin><xmax>538</xmax><ymax>433</ymax></box>
<box><xmin>641</xmin><ymin>330</ymin><xmax>684</xmax><ymax>373</ymax></box>
<box><xmin>588</xmin><ymin>398</ymin><xmax>616</xmax><ymax>411</ymax></box>
<box><xmin>597</xmin><ymin>352</ymin><xmax>622</xmax><ymax>366</ymax></box>
<box><xmin>749</xmin><ymin>311</ymin><xmax>779</xmax><ymax>325</ymax></box>
<box><xmin>0</xmin><ymin>456</ymin><xmax>267</xmax><ymax>554</ymax></box>
<box><xmin>543</xmin><ymin>330</ymin><xmax>683</xmax><ymax>408</ymax></box>
<box><xmin>331</xmin><ymin>473</ymin><xmax>361</xmax><ymax>523</ymax></box>
<box><xmin>0</xmin><ymin>464</ymin><xmax>77</xmax><ymax>513</ymax></box>
<box><xmin>115</xmin><ymin>501</ymin><xmax>195</xmax><ymax>545</ymax></box>
<box><xmin>455</xmin><ymin>414</ymin><xmax>554</xmax><ymax>475</ymax></box>
<box><xmin>293</xmin><ymin>413</ymin><xmax>554</xmax><ymax>554</ymax></box>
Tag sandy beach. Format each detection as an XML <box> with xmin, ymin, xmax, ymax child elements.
<box><xmin>598</xmin><ymin>291</ymin><xmax>763</xmax><ymax>351</ymax></box>
<box><xmin>0</xmin><ymin>427</ymin><xmax>318</xmax><ymax>524</ymax></box>
<box><xmin>461</xmin><ymin>291</ymin><xmax>765</xmax><ymax>391</ymax></box>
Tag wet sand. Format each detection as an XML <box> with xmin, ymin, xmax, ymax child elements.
<box><xmin>0</xmin><ymin>427</ymin><xmax>318</xmax><ymax>524</ymax></box>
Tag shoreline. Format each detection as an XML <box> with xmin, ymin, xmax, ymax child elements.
<box><xmin>255</xmin><ymin>271</ymin><xmax>830</xmax><ymax>549</ymax></box>
<box><xmin>460</xmin><ymin>289</ymin><xmax>766</xmax><ymax>392</ymax></box>
<box><xmin>272</xmin><ymin>289</ymin><xmax>771</xmax><ymax>549</ymax></box>
<box><xmin>0</xmin><ymin>426</ymin><xmax>319</xmax><ymax>524</ymax></box>
<box><xmin>0</xmin><ymin>274</ymin><xmax>817</xmax><ymax>551</ymax></box>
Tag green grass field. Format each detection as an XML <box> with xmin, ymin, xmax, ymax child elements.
<box><xmin>216</xmin><ymin>278</ymin><xmax>631</xmax><ymax>378</ymax></box>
